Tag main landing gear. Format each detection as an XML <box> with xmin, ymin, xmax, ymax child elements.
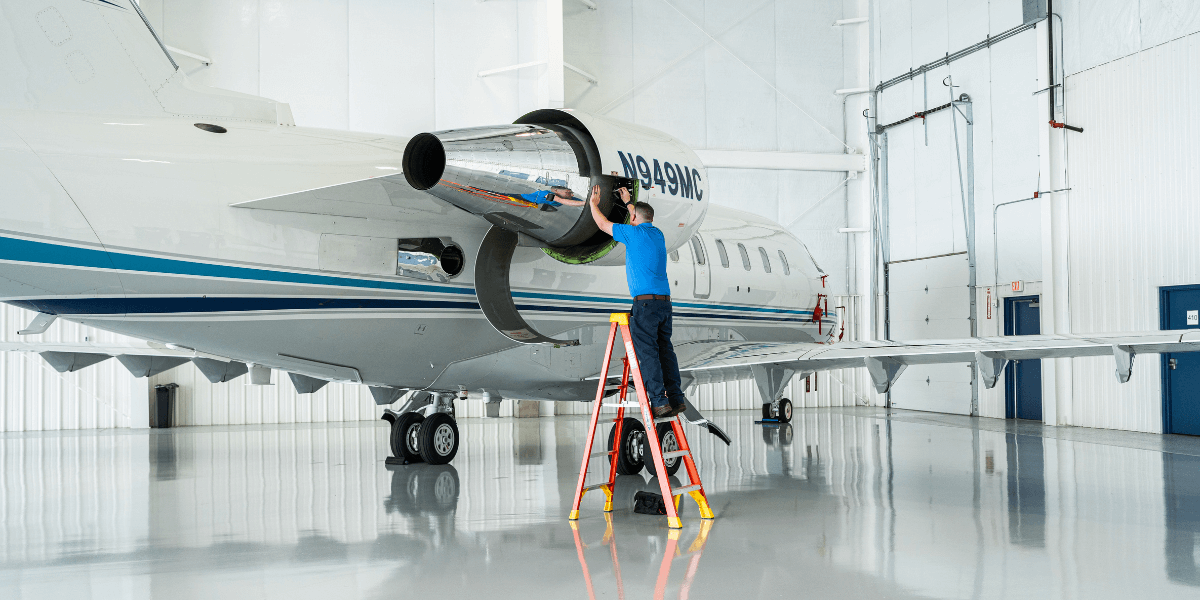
<box><xmin>760</xmin><ymin>397</ymin><xmax>793</xmax><ymax>423</ymax></box>
<box><xmin>382</xmin><ymin>392</ymin><xmax>460</xmax><ymax>465</ymax></box>
<box><xmin>606</xmin><ymin>417</ymin><xmax>683</xmax><ymax>477</ymax></box>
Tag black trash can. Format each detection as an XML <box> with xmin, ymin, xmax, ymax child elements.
<box><xmin>151</xmin><ymin>383</ymin><xmax>178</xmax><ymax>428</ymax></box>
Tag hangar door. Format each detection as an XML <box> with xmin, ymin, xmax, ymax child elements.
<box><xmin>1162</xmin><ymin>285</ymin><xmax>1200</xmax><ymax>435</ymax></box>
<box><xmin>887</xmin><ymin>252</ymin><xmax>974</xmax><ymax>414</ymax></box>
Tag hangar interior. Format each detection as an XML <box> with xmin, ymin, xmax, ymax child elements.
<box><xmin>5</xmin><ymin>0</ymin><xmax>1200</xmax><ymax>597</ymax></box>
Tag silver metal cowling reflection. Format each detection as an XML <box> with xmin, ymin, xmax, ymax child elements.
<box><xmin>402</xmin><ymin>125</ymin><xmax>598</xmax><ymax>248</ymax></box>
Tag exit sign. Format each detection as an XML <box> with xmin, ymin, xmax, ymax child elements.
<box><xmin>1011</xmin><ymin>281</ymin><xmax>1023</xmax><ymax>292</ymax></box>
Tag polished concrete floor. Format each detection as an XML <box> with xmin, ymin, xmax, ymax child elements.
<box><xmin>4</xmin><ymin>407</ymin><xmax>1200</xmax><ymax>599</ymax></box>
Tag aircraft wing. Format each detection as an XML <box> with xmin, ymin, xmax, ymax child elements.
<box><xmin>674</xmin><ymin>329</ymin><xmax>1200</xmax><ymax>393</ymax></box>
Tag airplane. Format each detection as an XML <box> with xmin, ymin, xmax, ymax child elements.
<box><xmin>3</xmin><ymin>0</ymin><xmax>1199</xmax><ymax>471</ymax></box>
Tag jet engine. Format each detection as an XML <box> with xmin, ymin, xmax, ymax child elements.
<box><xmin>402</xmin><ymin>109</ymin><xmax>709</xmax><ymax>345</ymax></box>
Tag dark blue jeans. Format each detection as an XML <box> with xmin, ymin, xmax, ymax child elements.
<box><xmin>629</xmin><ymin>299</ymin><xmax>684</xmax><ymax>408</ymax></box>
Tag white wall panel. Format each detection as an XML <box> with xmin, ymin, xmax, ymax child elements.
<box><xmin>259</xmin><ymin>0</ymin><xmax>350</xmax><ymax>130</ymax></box>
<box><xmin>0</xmin><ymin>306</ymin><xmax>144</xmax><ymax>432</ymax></box>
<box><xmin>1060</xmin><ymin>32</ymin><xmax>1200</xmax><ymax>433</ymax></box>
<box><xmin>348</xmin><ymin>0</ymin><xmax>435</xmax><ymax>136</ymax></box>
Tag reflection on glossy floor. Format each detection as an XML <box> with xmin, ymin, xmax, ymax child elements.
<box><xmin>5</xmin><ymin>408</ymin><xmax>1200</xmax><ymax>599</ymax></box>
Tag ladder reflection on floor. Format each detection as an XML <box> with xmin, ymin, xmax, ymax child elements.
<box><xmin>571</xmin><ymin>513</ymin><xmax>714</xmax><ymax>600</ymax></box>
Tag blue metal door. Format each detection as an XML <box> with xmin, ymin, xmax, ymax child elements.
<box><xmin>1161</xmin><ymin>286</ymin><xmax>1200</xmax><ymax>435</ymax></box>
<box><xmin>1005</xmin><ymin>296</ymin><xmax>1042</xmax><ymax>421</ymax></box>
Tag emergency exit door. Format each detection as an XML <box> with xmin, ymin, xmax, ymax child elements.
<box><xmin>1161</xmin><ymin>285</ymin><xmax>1200</xmax><ymax>435</ymax></box>
<box><xmin>1005</xmin><ymin>296</ymin><xmax>1042</xmax><ymax>421</ymax></box>
<box><xmin>690</xmin><ymin>235</ymin><xmax>710</xmax><ymax>298</ymax></box>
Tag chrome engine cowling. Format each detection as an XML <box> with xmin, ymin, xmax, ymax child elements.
<box><xmin>403</xmin><ymin>110</ymin><xmax>710</xmax><ymax>346</ymax></box>
<box><xmin>403</xmin><ymin>109</ymin><xmax>709</xmax><ymax>265</ymax></box>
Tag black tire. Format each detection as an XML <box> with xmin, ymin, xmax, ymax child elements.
<box><xmin>776</xmin><ymin>398</ymin><xmax>793</xmax><ymax>423</ymax></box>
<box><xmin>761</xmin><ymin>403</ymin><xmax>773</xmax><ymax>420</ymax></box>
<box><xmin>417</xmin><ymin>412</ymin><xmax>459</xmax><ymax>465</ymax></box>
<box><xmin>390</xmin><ymin>412</ymin><xmax>425</xmax><ymax>463</ymax></box>
<box><xmin>646</xmin><ymin>423</ymin><xmax>683</xmax><ymax>477</ymax></box>
<box><xmin>606</xmin><ymin>417</ymin><xmax>646</xmax><ymax>475</ymax></box>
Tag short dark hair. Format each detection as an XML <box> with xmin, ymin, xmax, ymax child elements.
<box><xmin>633</xmin><ymin>202</ymin><xmax>654</xmax><ymax>221</ymax></box>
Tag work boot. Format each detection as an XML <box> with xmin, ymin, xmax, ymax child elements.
<box><xmin>667</xmin><ymin>398</ymin><xmax>687</xmax><ymax>417</ymax></box>
<box><xmin>652</xmin><ymin>405</ymin><xmax>674</xmax><ymax>419</ymax></box>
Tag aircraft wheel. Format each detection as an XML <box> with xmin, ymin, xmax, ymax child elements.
<box><xmin>776</xmin><ymin>398</ymin><xmax>793</xmax><ymax>423</ymax></box>
<box><xmin>417</xmin><ymin>413</ymin><xmax>459</xmax><ymax>465</ymax></box>
<box><xmin>607</xmin><ymin>417</ymin><xmax>646</xmax><ymax>475</ymax></box>
<box><xmin>390</xmin><ymin>412</ymin><xmax>425</xmax><ymax>463</ymax></box>
<box><xmin>646</xmin><ymin>423</ymin><xmax>683</xmax><ymax>477</ymax></box>
<box><xmin>779</xmin><ymin>423</ymin><xmax>794</xmax><ymax>446</ymax></box>
<box><xmin>761</xmin><ymin>403</ymin><xmax>773</xmax><ymax>420</ymax></box>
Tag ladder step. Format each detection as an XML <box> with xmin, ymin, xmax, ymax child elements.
<box><xmin>653</xmin><ymin>416</ymin><xmax>678</xmax><ymax>424</ymax></box>
<box><xmin>603</xmin><ymin>402</ymin><xmax>640</xmax><ymax>409</ymax></box>
<box><xmin>662</xmin><ymin>450</ymin><xmax>689</xmax><ymax>459</ymax></box>
<box><xmin>591</xmin><ymin>450</ymin><xmax>614</xmax><ymax>458</ymax></box>
<box><xmin>671</xmin><ymin>484</ymin><xmax>702</xmax><ymax>496</ymax></box>
<box><xmin>583</xmin><ymin>483</ymin><xmax>608</xmax><ymax>492</ymax></box>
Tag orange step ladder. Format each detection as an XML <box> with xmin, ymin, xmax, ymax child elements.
<box><xmin>569</xmin><ymin>312</ymin><xmax>714</xmax><ymax>529</ymax></box>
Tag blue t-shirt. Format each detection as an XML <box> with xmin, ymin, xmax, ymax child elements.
<box><xmin>612</xmin><ymin>223</ymin><xmax>671</xmax><ymax>297</ymax></box>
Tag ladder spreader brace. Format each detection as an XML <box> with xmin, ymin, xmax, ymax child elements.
<box><xmin>569</xmin><ymin>312</ymin><xmax>714</xmax><ymax>529</ymax></box>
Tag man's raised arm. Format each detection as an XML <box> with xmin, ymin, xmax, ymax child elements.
<box><xmin>589</xmin><ymin>185</ymin><xmax>614</xmax><ymax>236</ymax></box>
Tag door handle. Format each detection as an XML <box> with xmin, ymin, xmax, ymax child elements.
<box><xmin>1169</xmin><ymin>358</ymin><xmax>1178</xmax><ymax>370</ymax></box>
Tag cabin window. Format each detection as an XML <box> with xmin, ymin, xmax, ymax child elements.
<box><xmin>736</xmin><ymin>243</ymin><xmax>751</xmax><ymax>271</ymax></box>
<box><xmin>778</xmin><ymin>250</ymin><xmax>791</xmax><ymax>275</ymax></box>
<box><xmin>690</xmin><ymin>236</ymin><xmax>707</xmax><ymax>265</ymax></box>
<box><xmin>715</xmin><ymin>239</ymin><xmax>730</xmax><ymax>268</ymax></box>
<box><xmin>758</xmin><ymin>247</ymin><xmax>772</xmax><ymax>273</ymax></box>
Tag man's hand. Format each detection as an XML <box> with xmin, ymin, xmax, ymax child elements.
<box><xmin>589</xmin><ymin>184</ymin><xmax>614</xmax><ymax>236</ymax></box>
<box><xmin>617</xmin><ymin>186</ymin><xmax>631</xmax><ymax>205</ymax></box>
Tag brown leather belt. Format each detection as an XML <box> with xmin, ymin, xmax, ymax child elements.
<box><xmin>633</xmin><ymin>294</ymin><xmax>671</xmax><ymax>301</ymax></box>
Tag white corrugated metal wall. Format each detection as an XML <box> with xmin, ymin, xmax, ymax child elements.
<box><xmin>1058</xmin><ymin>31</ymin><xmax>1200</xmax><ymax>433</ymax></box>
<box><xmin>0</xmin><ymin>306</ymin><xmax>143</xmax><ymax>433</ymax></box>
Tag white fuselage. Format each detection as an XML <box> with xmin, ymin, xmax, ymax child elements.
<box><xmin>0</xmin><ymin>109</ymin><xmax>831</xmax><ymax>401</ymax></box>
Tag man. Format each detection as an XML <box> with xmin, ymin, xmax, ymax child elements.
<box><xmin>518</xmin><ymin>186</ymin><xmax>586</xmax><ymax>212</ymax></box>
<box><xmin>589</xmin><ymin>185</ymin><xmax>686</xmax><ymax>418</ymax></box>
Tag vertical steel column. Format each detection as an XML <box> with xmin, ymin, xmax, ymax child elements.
<box><xmin>950</xmin><ymin>94</ymin><xmax>979</xmax><ymax>415</ymax></box>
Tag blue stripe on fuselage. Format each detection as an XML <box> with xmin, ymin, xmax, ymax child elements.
<box><xmin>0</xmin><ymin>234</ymin><xmax>816</xmax><ymax>320</ymax></box>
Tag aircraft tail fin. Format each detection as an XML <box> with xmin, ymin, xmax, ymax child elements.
<box><xmin>0</xmin><ymin>0</ymin><xmax>289</xmax><ymax>124</ymax></box>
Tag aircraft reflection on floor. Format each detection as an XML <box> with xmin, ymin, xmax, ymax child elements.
<box><xmin>3</xmin><ymin>410</ymin><xmax>1200</xmax><ymax>598</ymax></box>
